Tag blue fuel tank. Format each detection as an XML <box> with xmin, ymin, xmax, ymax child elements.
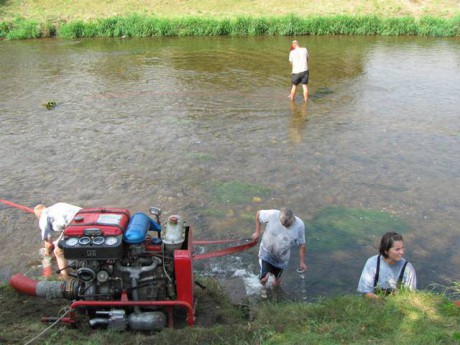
<box><xmin>123</xmin><ymin>213</ymin><xmax>161</xmax><ymax>244</ymax></box>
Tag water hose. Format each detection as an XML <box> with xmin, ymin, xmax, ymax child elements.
<box><xmin>193</xmin><ymin>238</ymin><xmax>252</xmax><ymax>245</ymax></box>
<box><xmin>193</xmin><ymin>238</ymin><xmax>257</xmax><ymax>260</ymax></box>
<box><xmin>0</xmin><ymin>199</ymin><xmax>34</xmax><ymax>214</ymax></box>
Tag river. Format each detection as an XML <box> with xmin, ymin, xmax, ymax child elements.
<box><xmin>0</xmin><ymin>35</ymin><xmax>459</xmax><ymax>300</ymax></box>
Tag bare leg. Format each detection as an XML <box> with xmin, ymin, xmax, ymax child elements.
<box><xmin>260</xmin><ymin>274</ymin><xmax>269</xmax><ymax>298</ymax></box>
<box><xmin>260</xmin><ymin>274</ymin><xmax>269</xmax><ymax>287</ymax></box>
<box><xmin>289</xmin><ymin>84</ymin><xmax>297</xmax><ymax>101</ymax></box>
<box><xmin>54</xmin><ymin>246</ymin><xmax>69</xmax><ymax>279</ymax></box>
<box><xmin>302</xmin><ymin>84</ymin><xmax>309</xmax><ymax>102</ymax></box>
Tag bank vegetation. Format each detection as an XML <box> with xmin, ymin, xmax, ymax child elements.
<box><xmin>1</xmin><ymin>14</ymin><xmax>459</xmax><ymax>40</ymax></box>
<box><xmin>1</xmin><ymin>279</ymin><xmax>459</xmax><ymax>345</ymax></box>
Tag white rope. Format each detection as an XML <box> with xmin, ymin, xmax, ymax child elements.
<box><xmin>22</xmin><ymin>305</ymin><xmax>73</xmax><ymax>345</ymax></box>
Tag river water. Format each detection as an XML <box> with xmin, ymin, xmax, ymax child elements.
<box><xmin>0</xmin><ymin>36</ymin><xmax>459</xmax><ymax>300</ymax></box>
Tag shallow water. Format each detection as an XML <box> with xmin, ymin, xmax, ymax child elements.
<box><xmin>0</xmin><ymin>36</ymin><xmax>459</xmax><ymax>300</ymax></box>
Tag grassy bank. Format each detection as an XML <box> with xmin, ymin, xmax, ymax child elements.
<box><xmin>1</xmin><ymin>0</ymin><xmax>459</xmax><ymax>39</ymax></box>
<box><xmin>1</xmin><ymin>0</ymin><xmax>459</xmax><ymax>21</ymax></box>
<box><xmin>1</xmin><ymin>280</ymin><xmax>459</xmax><ymax>345</ymax></box>
<box><xmin>1</xmin><ymin>14</ymin><xmax>460</xmax><ymax>39</ymax></box>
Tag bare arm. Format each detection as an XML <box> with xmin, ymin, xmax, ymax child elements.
<box><xmin>252</xmin><ymin>211</ymin><xmax>262</xmax><ymax>241</ymax></box>
<box><xmin>298</xmin><ymin>243</ymin><xmax>307</xmax><ymax>272</ymax></box>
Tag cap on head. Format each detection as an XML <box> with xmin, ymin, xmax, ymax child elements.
<box><xmin>34</xmin><ymin>204</ymin><xmax>46</xmax><ymax>218</ymax></box>
<box><xmin>279</xmin><ymin>208</ymin><xmax>295</xmax><ymax>227</ymax></box>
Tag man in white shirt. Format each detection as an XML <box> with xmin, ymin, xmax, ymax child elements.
<box><xmin>252</xmin><ymin>208</ymin><xmax>307</xmax><ymax>298</ymax></box>
<box><xmin>288</xmin><ymin>40</ymin><xmax>309</xmax><ymax>102</ymax></box>
<box><xmin>34</xmin><ymin>202</ymin><xmax>81</xmax><ymax>279</ymax></box>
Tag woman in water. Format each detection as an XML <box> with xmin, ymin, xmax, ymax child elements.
<box><xmin>357</xmin><ymin>232</ymin><xmax>416</xmax><ymax>299</ymax></box>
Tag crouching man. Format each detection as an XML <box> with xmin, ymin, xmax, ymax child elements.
<box><xmin>34</xmin><ymin>202</ymin><xmax>81</xmax><ymax>280</ymax></box>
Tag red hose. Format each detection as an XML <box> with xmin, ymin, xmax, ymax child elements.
<box><xmin>193</xmin><ymin>238</ymin><xmax>251</xmax><ymax>245</ymax></box>
<box><xmin>0</xmin><ymin>200</ymin><xmax>35</xmax><ymax>214</ymax></box>
<box><xmin>9</xmin><ymin>273</ymin><xmax>38</xmax><ymax>296</ymax></box>
<box><xmin>455</xmin><ymin>301</ymin><xmax>460</xmax><ymax>307</ymax></box>
<box><xmin>193</xmin><ymin>239</ymin><xmax>258</xmax><ymax>260</ymax></box>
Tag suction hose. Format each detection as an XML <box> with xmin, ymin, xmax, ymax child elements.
<box><xmin>9</xmin><ymin>273</ymin><xmax>79</xmax><ymax>300</ymax></box>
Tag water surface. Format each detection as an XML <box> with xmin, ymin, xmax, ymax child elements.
<box><xmin>0</xmin><ymin>36</ymin><xmax>458</xmax><ymax>300</ymax></box>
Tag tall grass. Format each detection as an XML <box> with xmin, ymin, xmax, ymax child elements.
<box><xmin>1</xmin><ymin>14</ymin><xmax>459</xmax><ymax>40</ymax></box>
<box><xmin>0</xmin><ymin>17</ymin><xmax>56</xmax><ymax>39</ymax></box>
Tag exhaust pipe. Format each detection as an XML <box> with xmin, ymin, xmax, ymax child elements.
<box><xmin>9</xmin><ymin>273</ymin><xmax>79</xmax><ymax>299</ymax></box>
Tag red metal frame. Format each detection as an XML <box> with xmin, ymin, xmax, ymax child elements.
<box><xmin>174</xmin><ymin>227</ymin><xmax>195</xmax><ymax>325</ymax></box>
<box><xmin>65</xmin><ymin>227</ymin><xmax>196</xmax><ymax>327</ymax></box>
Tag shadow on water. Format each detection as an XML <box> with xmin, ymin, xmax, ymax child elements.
<box><xmin>0</xmin><ymin>36</ymin><xmax>459</xmax><ymax>300</ymax></box>
<box><xmin>309</xmin><ymin>87</ymin><xmax>334</xmax><ymax>100</ymax></box>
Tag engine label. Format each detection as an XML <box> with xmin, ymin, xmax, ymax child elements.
<box><xmin>97</xmin><ymin>214</ymin><xmax>123</xmax><ymax>225</ymax></box>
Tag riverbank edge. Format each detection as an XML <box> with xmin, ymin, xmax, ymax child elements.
<box><xmin>1</xmin><ymin>279</ymin><xmax>459</xmax><ymax>344</ymax></box>
<box><xmin>1</xmin><ymin>14</ymin><xmax>459</xmax><ymax>40</ymax></box>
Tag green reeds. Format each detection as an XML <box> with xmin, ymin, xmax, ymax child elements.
<box><xmin>0</xmin><ymin>17</ymin><xmax>55</xmax><ymax>40</ymax></box>
<box><xmin>1</xmin><ymin>14</ymin><xmax>459</xmax><ymax>40</ymax></box>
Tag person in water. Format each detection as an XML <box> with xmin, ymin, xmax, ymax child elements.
<box><xmin>252</xmin><ymin>208</ymin><xmax>307</xmax><ymax>298</ymax></box>
<box><xmin>34</xmin><ymin>202</ymin><xmax>81</xmax><ymax>280</ymax></box>
<box><xmin>288</xmin><ymin>40</ymin><xmax>309</xmax><ymax>102</ymax></box>
<box><xmin>357</xmin><ymin>232</ymin><xmax>416</xmax><ymax>299</ymax></box>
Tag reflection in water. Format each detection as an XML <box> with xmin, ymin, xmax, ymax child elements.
<box><xmin>288</xmin><ymin>101</ymin><xmax>308</xmax><ymax>144</ymax></box>
<box><xmin>0</xmin><ymin>36</ymin><xmax>459</xmax><ymax>299</ymax></box>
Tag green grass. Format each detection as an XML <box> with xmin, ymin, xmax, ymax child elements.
<box><xmin>252</xmin><ymin>292</ymin><xmax>460</xmax><ymax>345</ymax></box>
<box><xmin>1</xmin><ymin>0</ymin><xmax>459</xmax><ymax>39</ymax></box>
<box><xmin>1</xmin><ymin>281</ymin><xmax>458</xmax><ymax>345</ymax></box>
<box><xmin>1</xmin><ymin>14</ymin><xmax>459</xmax><ymax>39</ymax></box>
<box><xmin>1</xmin><ymin>0</ymin><xmax>459</xmax><ymax>21</ymax></box>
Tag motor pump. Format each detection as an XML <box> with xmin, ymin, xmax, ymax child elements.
<box><xmin>10</xmin><ymin>206</ymin><xmax>195</xmax><ymax>331</ymax></box>
<box><xmin>8</xmin><ymin>202</ymin><xmax>259</xmax><ymax>332</ymax></box>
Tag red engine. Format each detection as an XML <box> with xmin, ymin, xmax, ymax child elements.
<box><xmin>11</xmin><ymin>207</ymin><xmax>195</xmax><ymax>331</ymax></box>
<box><xmin>60</xmin><ymin>208</ymin><xmax>129</xmax><ymax>260</ymax></box>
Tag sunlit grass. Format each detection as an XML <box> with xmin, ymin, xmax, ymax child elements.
<box><xmin>1</xmin><ymin>14</ymin><xmax>459</xmax><ymax>40</ymax></box>
<box><xmin>1</xmin><ymin>0</ymin><xmax>459</xmax><ymax>22</ymax></box>
<box><xmin>252</xmin><ymin>291</ymin><xmax>460</xmax><ymax>345</ymax></box>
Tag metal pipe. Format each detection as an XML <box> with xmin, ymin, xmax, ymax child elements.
<box><xmin>9</xmin><ymin>273</ymin><xmax>79</xmax><ymax>299</ymax></box>
<box><xmin>70</xmin><ymin>299</ymin><xmax>195</xmax><ymax>326</ymax></box>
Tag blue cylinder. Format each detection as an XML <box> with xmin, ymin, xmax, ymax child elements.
<box><xmin>124</xmin><ymin>213</ymin><xmax>161</xmax><ymax>244</ymax></box>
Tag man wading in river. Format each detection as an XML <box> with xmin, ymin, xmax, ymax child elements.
<box><xmin>252</xmin><ymin>208</ymin><xmax>307</xmax><ymax>299</ymax></box>
<box><xmin>288</xmin><ymin>40</ymin><xmax>309</xmax><ymax>102</ymax></box>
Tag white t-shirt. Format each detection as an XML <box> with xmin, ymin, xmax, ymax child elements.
<box><xmin>357</xmin><ymin>254</ymin><xmax>417</xmax><ymax>294</ymax></box>
<box><xmin>39</xmin><ymin>202</ymin><xmax>81</xmax><ymax>240</ymax></box>
<box><xmin>258</xmin><ymin>209</ymin><xmax>306</xmax><ymax>269</ymax></box>
<box><xmin>289</xmin><ymin>47</ymin><xmax>308</xmax><ymax>74</ymax></box>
